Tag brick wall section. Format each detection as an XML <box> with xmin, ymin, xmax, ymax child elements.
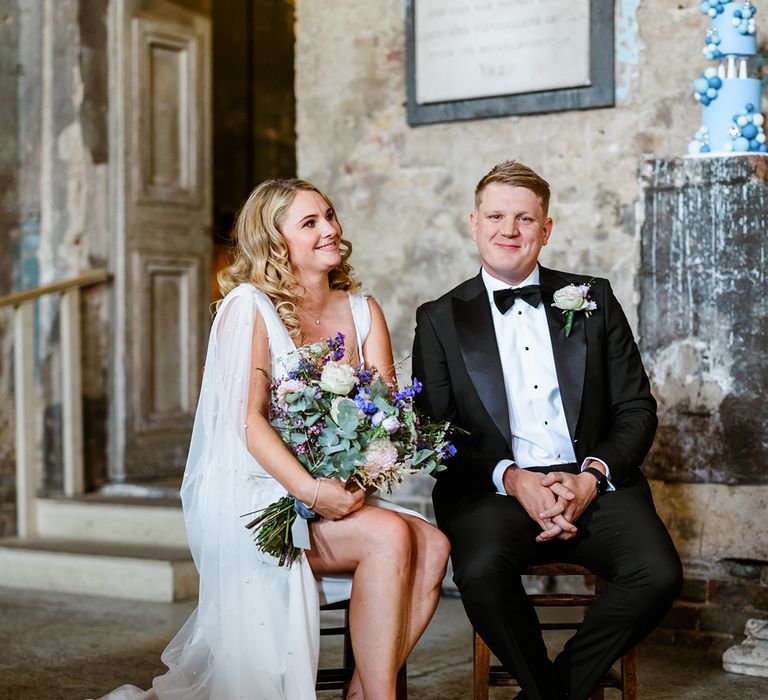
<box><xmin>654</xmin><ymin>564</ymin><xmax>768</xmax><ymax>654</ymax></box>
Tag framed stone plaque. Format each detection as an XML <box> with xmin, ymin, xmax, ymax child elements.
<box><xmin>405</xmin><ymin>0</ymin><xmax>615</xmax><ymax>126</ymax></box>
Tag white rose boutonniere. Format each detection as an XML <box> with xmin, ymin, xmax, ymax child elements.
<box><xmin>552</xmin><ymin>281</ymin><xmax>597</xmax><ymax>337</ymax></box>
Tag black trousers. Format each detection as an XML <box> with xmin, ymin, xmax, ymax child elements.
<box><xmin>440</xmin><ymin>471</ymin><xmax>682</xmax><ymax>700</ymax></box>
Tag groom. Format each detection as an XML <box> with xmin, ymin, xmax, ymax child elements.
<box><xmin>412</xmin><ymin>161</ymin><xmax>682</xmax><ymax>700</ymax></box>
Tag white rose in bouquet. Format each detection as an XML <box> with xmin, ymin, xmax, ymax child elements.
<box><xmin>319</xmin><ymin>361</ymin><xmax>358</xmax><ymax>395</ymax></box>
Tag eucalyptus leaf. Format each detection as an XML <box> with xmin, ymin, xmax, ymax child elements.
<box><xmin>336</xmin><ymin>401</ymin><xmax>361</xmax><ymax>432</ymax></box>
<box><xmin>411</xmin><ymin>448</ymin><xmax>434</xmax><ymax>466</ymax></box>
<box><xmin>374</xmin><ymin>396</ymin><xmax>396</xmax><ymax>415</ymax></box>
<box><xmin>369</xmin><ymin>378</ymin><xmax>389</xmax><ymax>399</ymax></box>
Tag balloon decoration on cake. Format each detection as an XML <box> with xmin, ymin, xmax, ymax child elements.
<box><xmin>688</xmin><ymin>1</ymin><xmax>767</xmax><ymax>155</ymax></box>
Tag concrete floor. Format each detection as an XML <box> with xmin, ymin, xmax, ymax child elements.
<box><xmin>0</xmin><ymin>586</ymin><xmax>766</xmax><ymax>699</ymax></box>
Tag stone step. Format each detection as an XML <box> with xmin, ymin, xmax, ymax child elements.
<box><xmin>0</xmin><ymin>537</ymin><xmax>198</xmax><ymax>602</ymax></box>
<box><xmin>36</xmin><ymin>496</ymin><xmax>188</xmax><ymax>548</ymax></box>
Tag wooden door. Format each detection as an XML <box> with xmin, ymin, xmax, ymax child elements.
<box><xmin>108</xmin><ymin>0</ymin><xmax>211</xmax><ymax>482</ymax></box>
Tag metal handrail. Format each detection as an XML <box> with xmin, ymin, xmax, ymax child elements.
<box><xmin>0</xmin><ymin>269</ymin><xmax>110</xmax><ymax>309</ymax></box>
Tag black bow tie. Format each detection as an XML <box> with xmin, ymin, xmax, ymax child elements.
<box><xmin>493</xmin><ymin>285</ymin><xmax>542</xmax><ymax>313</ymax></box>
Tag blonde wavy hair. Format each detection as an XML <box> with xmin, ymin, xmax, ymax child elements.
<box><xmin>217</xmin><ymin>178</ymin><xmax>361</xmax><ymax>339</ymax></box>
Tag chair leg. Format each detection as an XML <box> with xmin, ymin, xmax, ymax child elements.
<box><xmin>473</xmin><ymin>632</ymin><xmax>491</xmax><ymax>700</ymax></box>
<box><xmin>622</xmin><ymin>647</ymin><xmax>638</xmax><ymax>700</ymax></box>
<box><xmin>396</xmin><ymin>663</ymin><xmax>408</xmax><ymax>700</ymax></box>
<box><xmin>341</xmin><ymin>606</ymin><xmax>354</xmax><ymax>699</ymax></box>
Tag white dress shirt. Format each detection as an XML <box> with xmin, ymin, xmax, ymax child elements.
<box><xmin>481</xmin><ymin>267</ymin><xmax>613</xmax><ymax>494</ymax></box>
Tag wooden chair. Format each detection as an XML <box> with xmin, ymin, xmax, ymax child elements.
<box><xmin>473</xmin><ymin>563</ymin><xmax>637</xmax><ymax>700</ymax></box>
<box><xmin>316</xmin><ymin>599</ymin><xmax>407</xmax><ymax>698</ymax></box>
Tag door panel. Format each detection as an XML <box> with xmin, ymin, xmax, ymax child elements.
<box><xmin>110</xmin><ymin>0</ymin><xmax>211</xmax><ymax>481</ymax></box>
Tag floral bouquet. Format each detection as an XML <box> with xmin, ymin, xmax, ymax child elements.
<box><xmin>243</xmin><ymin>333</ymin><xmax>455</xmax><ymax>566</ymax></box>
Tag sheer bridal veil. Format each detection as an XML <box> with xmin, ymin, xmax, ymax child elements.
<box><xmin>94</xmin><ymin>286</ymin><xmax>321</xmax><ymax>700</ymax></box>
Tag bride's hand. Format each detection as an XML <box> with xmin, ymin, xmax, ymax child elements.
<box><xmin>313</xmin><ymin>478</ymin><xmax>365</xmax><ymax>520</ymax></box>
<box><xmin>345</xmin><ymin>478</ymin><xmax>377</xmax><ymax>497</ymax></box>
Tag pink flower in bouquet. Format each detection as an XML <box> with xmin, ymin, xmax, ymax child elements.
<box><xmin>276</xmin><ymin>378</ymin><xmax>307</xmax><ymax>410</ymax></box>
<box><xmin>363</xmin><ymin>438</ymin><xmax>399</xmax><ymax>478</ymax></box>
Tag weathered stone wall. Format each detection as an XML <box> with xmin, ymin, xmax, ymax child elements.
<box><xmin>0</xmin><ymin>0</ymin><xmax>21</xmax><ymax>535</ymax></box>
<box><xmin>0</xmin><ymin>0</ymin><xmax>112</xmax><ymax>535</ymax></box>
<box><xmin>640</xmin><ymin>156</ymin><xmax>768</xmax><ymax>485</ymax></box>
<box><xmin>294</xmin><ymin>0</ymin><xmax>768</xmax><ymax>648</ymax></box>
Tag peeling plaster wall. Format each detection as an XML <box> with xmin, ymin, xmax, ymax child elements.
<box><xmin>640</xmin><ymin>157</ymin><xmax>768</xmax><ymax>486</ymax></box>
<box><xmin>37</xmin><ymin>0</ymin><xmax>111</xmax><ymax>495</ymax></box>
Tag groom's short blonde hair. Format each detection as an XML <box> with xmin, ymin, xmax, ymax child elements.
<box><xmin>474</xmin><ymin>161</ymin><xmax>551</xmax><ymax>215</ymax></box>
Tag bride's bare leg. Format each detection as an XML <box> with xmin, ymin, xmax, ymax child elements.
<box><xmin>343</xmin><ymin>514</ymin><xmax>450</xmax><ymax>699</ymax></box>
<box><xmin>346</xmin><ymin>516</ymin><xmax>450</xmax><ymax>697</ymax></box>
<box><xmin>308</xmin><ymin>505</ymin><xmax>412</xmax><ymax>700</ymax></box>
<box><xmin>396</xmin><ymin>515</ymin><xmax>451</xmax><ymax>660</ymax></box>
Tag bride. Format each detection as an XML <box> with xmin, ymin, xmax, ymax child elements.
<box><xmin>93</xmin><ymin>178</ymin><xmax>450</xmax><ymax>700</ymax></box>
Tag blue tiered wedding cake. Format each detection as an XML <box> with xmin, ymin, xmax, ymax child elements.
<box><xmin>688</xmin><ymin>1</ymin><xmax>767</xmax><ymax>154</ymax></box>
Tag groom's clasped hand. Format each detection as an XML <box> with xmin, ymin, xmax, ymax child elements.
<box><xmin>504</xmin><ymin>466</ymin><xmax>605</xmax><ymax>542</ymax></box>
<box><xmin>503</xmin><ymin>467</ymin><xmax>579</xmax><ymax>542</ymax></box>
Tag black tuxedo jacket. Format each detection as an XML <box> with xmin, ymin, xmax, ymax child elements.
<box><xmin>412</xmin><ymin>266</ymin><xmax>657</xmax><ymax>516</ymax></box>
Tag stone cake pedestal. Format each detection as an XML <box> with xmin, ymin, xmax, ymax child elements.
<box><xmin>638</xmin><ymin>155</ymin><xmax>768</xmax><ymax>486</ymax></box>
<box><xmin>638</xmin><ymin>156</ymin><xmax>768</xmax><ymax>665</ymax></box>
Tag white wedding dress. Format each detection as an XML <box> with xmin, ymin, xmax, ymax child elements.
<box><xmin>93</xmin><ymin>284</ymin><xmax>424</xmax><ymax>700</ymax></box>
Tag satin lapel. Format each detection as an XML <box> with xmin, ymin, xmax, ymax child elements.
<box><xmin>452</xmin><ymin>287</ymin><xmax>512</xmax><ymax>447</ymax></box>
<box><xmin>541</xmin><ymin>271</ymin><xmax>587</xmax><ymax>440</ymax></box>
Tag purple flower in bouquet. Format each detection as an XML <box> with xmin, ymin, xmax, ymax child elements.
<box><xmin>441</xmin><ymin>443</ymin><xmax>458</xmax><ymax>459</ymax></box>
<box><xmin>356</xmin><ymin>368</ymin><xmax>374</xmax><ymax>384</ymax></box>
<box><xmin>393</xmin><ymin>379</ymin><xmax>422</xmax><ymax>404</ymax></box>
<box><xmin>354</xmin><ymin>389</ymin><xmax>378</xmax><ymax>415</ymax></box>
<box><xmin>326</xmin><ymin>332</ymin><xmax>346</xmax><ymax>362</ymax></box>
